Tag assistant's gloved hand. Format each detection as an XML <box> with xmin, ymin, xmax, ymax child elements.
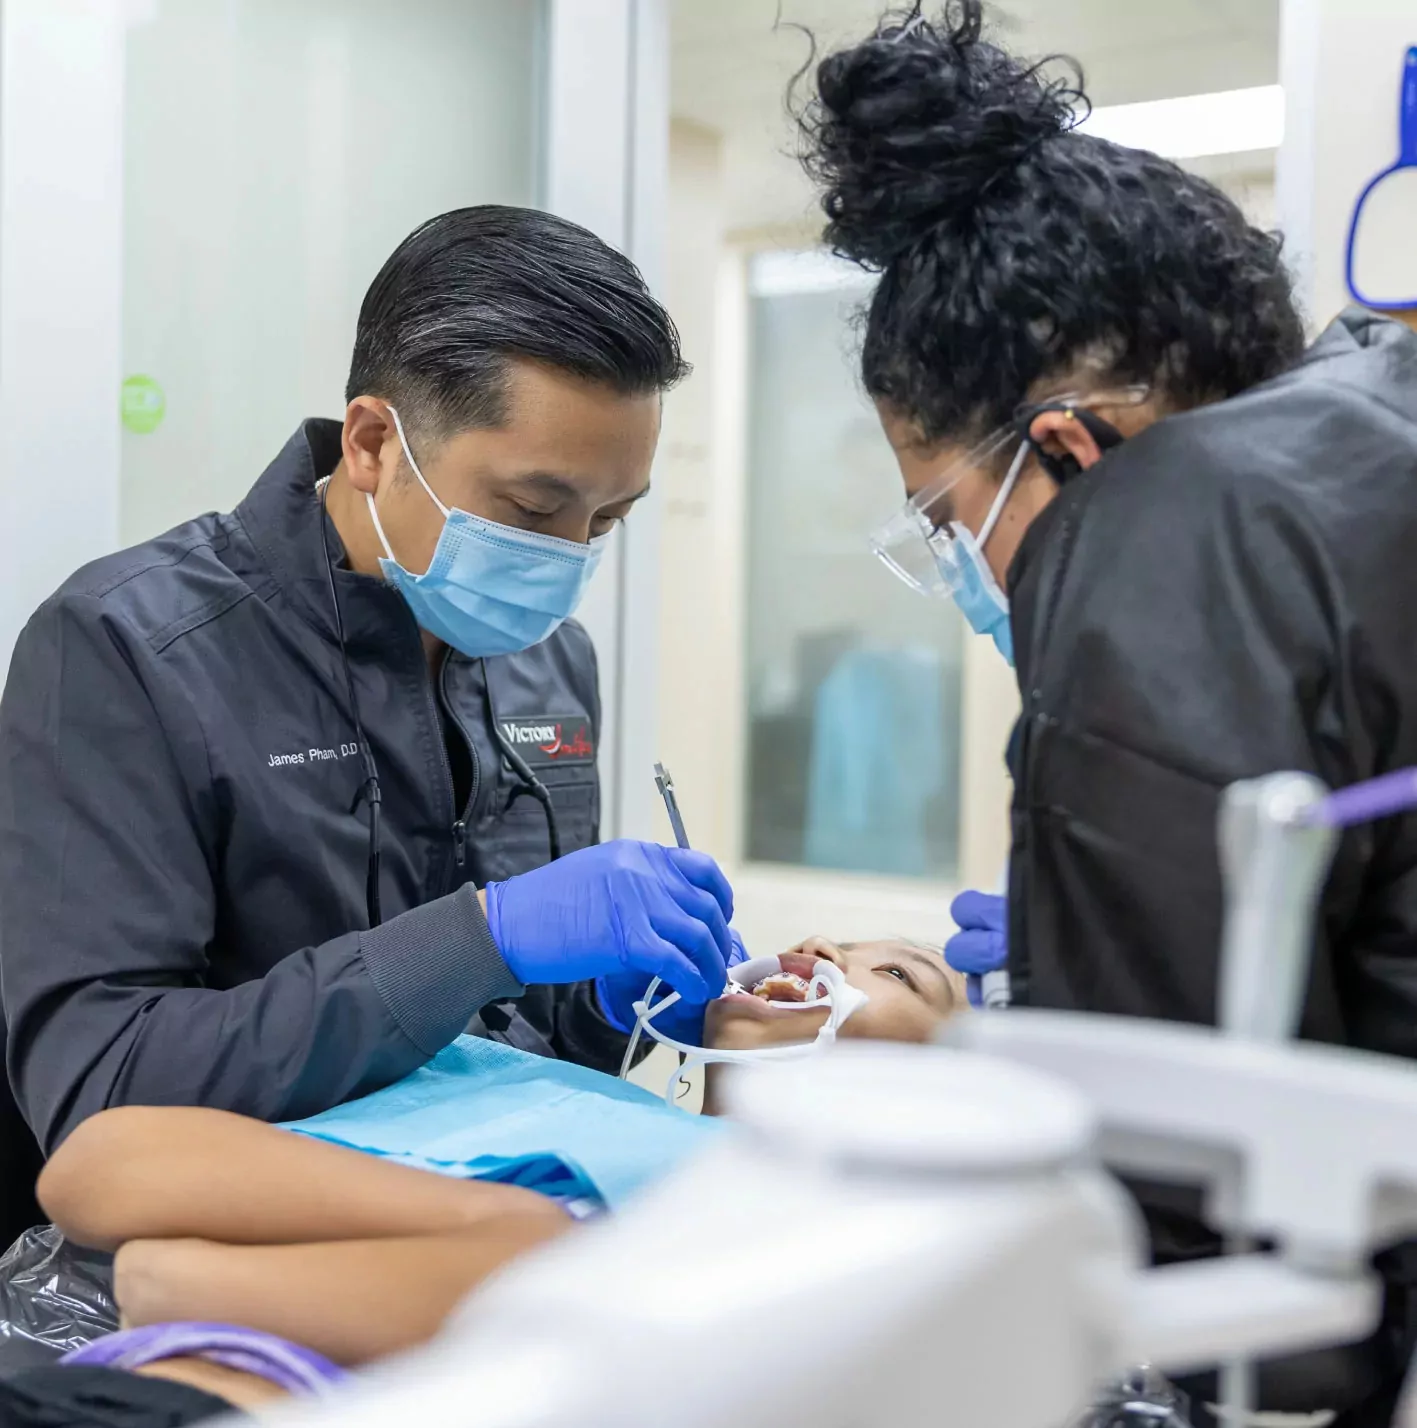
<box><xmin>484</xmin><ymin>840</ymin><xmax>735</xmax><ymax>1009</ymax></box>
<box><xmin>946</xmin><ymin>890</ymin><xmax>1007</xmax><ymax>1008</ymax></box>
<box><xmin>597</xmin><ymin>928</ymin><xmax>749</xmax><ymax>1041</ymax></box>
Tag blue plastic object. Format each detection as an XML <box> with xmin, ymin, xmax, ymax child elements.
<box><xmin>1345</xmin><ymin>46</ymin><xmax>1417</xmax><ymax>311</ymax></box>
<box><xmin>804</xmin><ymin>646</ymin><xmax>947</xmax><ymax>877</ymax></box>
<box><xmin>946</xmin><ymin>890</ymin><xmax>1008</xmax><ymax>1008</ymax></box>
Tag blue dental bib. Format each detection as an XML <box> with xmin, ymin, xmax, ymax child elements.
<box><xmin>281</xmin><ymin>1035</ymin><xmax>723</xmax><ymax>1211</ymax></box>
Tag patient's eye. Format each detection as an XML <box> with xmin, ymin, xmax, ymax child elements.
<box><xmin>878</xmin><ymin>963</ymin><xmax>918</xmax><ymax>991</ymax></box>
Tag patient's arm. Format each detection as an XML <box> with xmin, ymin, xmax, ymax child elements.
<box><xmin>40</xmin><ymin>1106</ymin><xmax>555</xmax><ymax>1252</ymax></box>
<box><xmin>114</xmin><ymin>1215</ymin><xmax>568</xmax><ymax>1365</ymax></box>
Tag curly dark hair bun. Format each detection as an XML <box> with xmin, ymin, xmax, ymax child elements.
<box><xmin>796</xmin><ymin>0</ymin><xmax>1303</xmax><ymax>443</ymax></box>
<box><xmin>802</xmin><ymin>3</ymin><xmax>1083</xmax><ymax>267</ymax></box>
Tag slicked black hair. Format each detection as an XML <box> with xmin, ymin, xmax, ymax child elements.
<box><xmin>347</xmin><ymin>205</ymin><xmax>688</xmax><ymax>436</ymax></box>
<box><xmin>796</xmin><ymin>1</ymin><xmax>1304</xmax><ymax>443</ymax></box>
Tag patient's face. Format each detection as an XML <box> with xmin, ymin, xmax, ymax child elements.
<box><xmin>702</xmin><ymin>938</ymin><xmax>963</xmax><ymax>1053</ymax></box>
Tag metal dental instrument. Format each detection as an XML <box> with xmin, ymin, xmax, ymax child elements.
<box><xmin>618</xmin><ymin>762</ymin><xmax>694</xmax><ymax>1081</ymax></box>
<box><xmin>654</xmin><ymin>762</ymin><xmax>690</xmax><ymax>850</ymax></box>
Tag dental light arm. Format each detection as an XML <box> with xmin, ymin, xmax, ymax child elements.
<box><xmin>1216</xmin><ymin>771</ymin><xmax>1334</xmax><ymax>1045</ymax></box>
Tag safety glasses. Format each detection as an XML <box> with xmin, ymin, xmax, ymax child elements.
<box><xmin>869</xmin><ymin>386</ymin><xmax>1150</xmax><ymax>598</ymax></box>
<box><xmin>870</xmin><ymin>428</ymin><xmax>1021</xmax><ymax>598</ymax></box>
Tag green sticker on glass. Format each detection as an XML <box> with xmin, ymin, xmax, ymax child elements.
<box><xmin>120</xmin><ymin>374</ymin><xmax>165</xmax><ymax>434</ymax></box>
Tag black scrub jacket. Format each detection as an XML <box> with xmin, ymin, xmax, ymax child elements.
<box><xmin>0</xmin><ymin>419</ymin><xmax>625</xmax><ymax>1160</ymax></box>
<box><xmin>1006</xmin><ymin>309</ymin><xmax>1417</xmax><ymax>1421</ymax></box>
<box><xmin>1007</xmin><ymin>309</ymin><xmax>1417</xmax><ymax>1050</ymax></box>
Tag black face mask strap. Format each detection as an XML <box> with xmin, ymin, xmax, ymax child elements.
<box><xmin>319</xmin><ymin>479</ymin><xmax>383</xmax><ymax>929</ymax></box>
<box><xmin>1015</xmin><ymin>400</ymin><xmax>1126</xmax><ymax>485</ymax></box>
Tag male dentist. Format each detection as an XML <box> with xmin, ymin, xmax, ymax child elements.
<box><xmin>0</xmin><ymin>207</ymin><xmax>733</xmax><ymax>1236</ymax></box>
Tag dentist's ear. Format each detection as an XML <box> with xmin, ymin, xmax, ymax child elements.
<box><xmin>341</xmin><ymin>397</ymin><xmax>402</xmax><ymax>495</ymax></box>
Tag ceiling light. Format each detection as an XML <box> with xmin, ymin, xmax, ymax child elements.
<box><xmin>1076</xmin><ymin>85</ymin><xmax>1284</xmax><ymax>160</ymax></box>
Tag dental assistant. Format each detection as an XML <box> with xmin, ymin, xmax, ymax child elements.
<box><xmin>800</xmin><ymin>7</ymin><xmax>1417</xmax><ymax>1419</ymax></box>
<box><xmin>0</xmin><ymin>207</ymin><xmax>734</xmax><ymax>1228</ymax></box>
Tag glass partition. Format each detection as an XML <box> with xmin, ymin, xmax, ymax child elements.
<box><xmin>742</xmin><ymin>250</ymin><xmax>965</xmax><ymax>881</ymax></box>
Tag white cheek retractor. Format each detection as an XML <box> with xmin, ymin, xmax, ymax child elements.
<box><xmin>618</xmin><ymin>955</ymin><xmax>870</xmax><ymax>1105</ymax></box>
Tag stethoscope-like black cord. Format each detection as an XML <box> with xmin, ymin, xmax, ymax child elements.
<box><xmin>318</xmin><ymin>479</ymin><xmax>384</xmax><ymax>929</ymax></box>
<box><xmin>488</xmin><ymin>715</ymin><xmax>563</xmax><ymax>864</ymax></box>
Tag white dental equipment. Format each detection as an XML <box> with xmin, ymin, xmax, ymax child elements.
<box><xmin>252</xmin><ymin>768</ymin><xmax>1417</xmax><ymax>1428</ymax></box>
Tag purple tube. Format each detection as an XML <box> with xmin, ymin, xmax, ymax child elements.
<box><xmin>1310</xmin><ymin>768</ymin><xmax>1417</xmax><ymax>829</ymax></box>
<box><xmin>62</xmin><ymin>1321</ymin><xmax>348</xmax><ymax>1396</ymax></box>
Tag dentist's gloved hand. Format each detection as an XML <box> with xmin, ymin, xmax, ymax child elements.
<box><xmin>597</xmin><ymin>928</ymin><xmax>749</xmax><ymax>1041</ymax></box>
<box><xmin>946</xmin><ymin>890</ymin><xmax>1007</xmax><ymax>1008</ymax></box>
<box><xmin>484</xmin><ymin>839</ymin><xmax>735</xmax><ymax>1009</ymax></box>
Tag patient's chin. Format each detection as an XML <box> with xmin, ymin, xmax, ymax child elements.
<box><xmin>837</xmin><ymin>1008</ymin><xmax>943</xmax><ymax>1046</ymax></box>
<box><xmin>701</xmin><ymin>999</ymin><xmax>828</xmax><ymax>1052</ymax></box>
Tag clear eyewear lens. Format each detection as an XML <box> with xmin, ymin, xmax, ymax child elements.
<box><xmin>870</xmin><ymin>520</ymin><xmax>959</xmax><ymax>597</ymax></box>
<box><xmin>869</xmin><ymin>429</ymin><xmax>1020</xmax><ymax>599</ymax></box>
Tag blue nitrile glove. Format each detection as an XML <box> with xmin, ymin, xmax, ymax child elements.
<box><xmin>484</xmin><ymin>840</ymin><xmax>735</xmax><ymax>1009</ymax></box>
<box><xmin>597</xmin><ymin>928</ymin><xmax>749</xmax><ymax>1041</ymax></box>
<box><xmin>946</xmin><ymin>890</ymin><xmax>1007</xmax><ymax>1008</ymax></box>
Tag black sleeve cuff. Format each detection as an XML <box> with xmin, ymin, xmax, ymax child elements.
<box><xmin>359</xmin><ymin>884</ymin><xmax>523</xmax><ymax>1056</ymax></box>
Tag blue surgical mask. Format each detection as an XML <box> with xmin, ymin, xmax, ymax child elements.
<box><xmin>368</xmin><ymin>407</ymin><xmax>607</xmax><ymax>658</ymax></box>
<box><xmin>945</xmin><ymin>443</ymin><xmax>1026</xmax><ymax>666</ymax></box>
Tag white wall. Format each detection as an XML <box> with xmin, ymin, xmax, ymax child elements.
<box><xmin>0</xmin><ymin>0</ymin><xmax>127</xmax><ymax>672</ymax></box>
<box><xmin>0</xmin><ymin>0</ymin><xmax>546</xmax><ymax>674</ymax></box>
<box><xmin>655</xmin><ymin>122</ymin><xmax>745</xmax><ymax>861</ymax></box>
<box><xmin>119</xmin><ymin>0</ymin><xmax>541</xmax><ymax>547</ymax></box>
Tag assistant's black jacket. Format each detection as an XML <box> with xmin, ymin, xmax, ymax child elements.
<box><xmin>0</xmin><ymin>420</ymin><xmax>623</xmax><ymax>1158</ymax></box>
<box><xmin>1008</xmin><ymin>310</ymin><xmax>1417</xmax><ymax>1048</ymax></box>
<box><xmin>1007</xmin><ymin>311</ymin><xmax>1417</xmax><ymax>1419</ymax></box>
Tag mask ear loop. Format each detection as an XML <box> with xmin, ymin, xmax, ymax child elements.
<box><xmin>972</xmin><ymin>440</ymin><xmax>1029</xmax><ymax>550</ymax></box>
<box><xmin>363</xmin><ymin>404</ymin><xmax>452</xmax><ymax>568</ymax></box>
<box><xmin>386</xmin><ymin>405</ymin><xmax>451</xmax><ymax>518</ymax></box>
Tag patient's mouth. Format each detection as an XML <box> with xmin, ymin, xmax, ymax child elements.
<box><xmin>750</xmin><ymin>972</ymin><xmax>811</xmax><ymax>1002</ymax></box>
<box><xmin>721</xmin><ymin>951</ymin><xmax>833</xmax><ymax>1007</ymax></box>
<box><xmin>741</xmin><ymin>953</ymin><xmax>829</xmax><ymax>1003</ymax></box>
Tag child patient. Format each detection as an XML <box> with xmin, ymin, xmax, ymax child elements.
<box><xmin>11</xmin><ymin>938</ymin><xmax>962</xmax><ymax>1423</ymax></box>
